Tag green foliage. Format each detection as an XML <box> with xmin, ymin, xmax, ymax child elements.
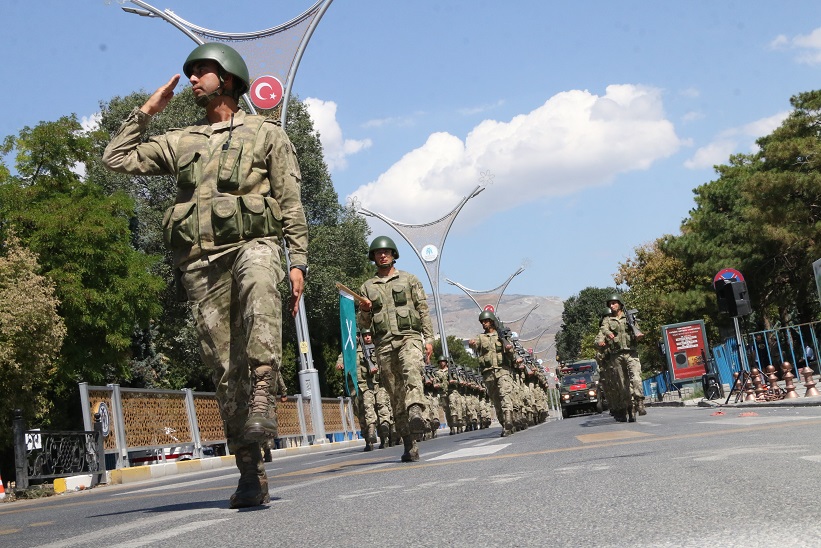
<box><xmin>0</xmin><ymin>116</ymin><xmax>164</xmax><ymax>404</ymax></box>
<box><xmin>434</xmin><ymin>336</ymin><xmax>480</xmax><ymax>370</ymax></box>
<box><xmin>0</xmin><ymin>232</ymin><xmax>65</xmax><ymax>454</ymax></box>
<box><xmin>613</xmin><ymin>89</ymin><xmax>821</xmax><ymax>367</ymax></box>
<box><xmin>555</xmin><ymin>286</ymin><xmax>620</xmax><ymax>363</ymax></box>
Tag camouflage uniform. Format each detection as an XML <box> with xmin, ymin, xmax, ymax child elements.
<box><xmin>357</xmin><ymin>270</ymin><xmax>434</xmax><ymax>440</ymax></box>
<box><xmin>471</xmin><ymin>331</ymin><xmax>516</xmax><ymax>436</ymax></box>
<box><xmin>103</xmin><ymin>108</ymin><xmax>308</xmax><ymax>449</ymax></box>
<box><xmin>598</xmin><ymin>312</ymin><xmax>645</xmax><ymax>421</ymax></box>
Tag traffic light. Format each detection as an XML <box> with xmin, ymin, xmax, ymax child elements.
<box><xmin>715</xmin><ymin>280</ymin><xmax>752</xmax><ymax>317</ymax></box>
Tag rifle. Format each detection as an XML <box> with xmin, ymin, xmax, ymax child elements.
<box><xmin>624</xmin><ymin>308</ymin><xmax>643</xmax><ymax>339</ymax></box>
<box><xmin>359</xmin><ymin>333</ymin><xmax>378</xmax><ymax>374</ymax></box>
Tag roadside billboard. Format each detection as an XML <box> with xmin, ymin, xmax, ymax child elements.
<box><xmin>662</xmin><ymin>320</ymin><xmax>710</xmax><ymax>382</ymax></box>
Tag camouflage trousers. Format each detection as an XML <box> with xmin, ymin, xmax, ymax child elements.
<box><xmin>609</xmin><ymin>350</ymin><xmax>645</xmax><ymax>409</ymax></box>
<box><xmin>374</xmin><ymin>337</ymin><xmax>427</xmax><ymax>438</ymax></box>
<box><xmin>427</xmin><ymin>392</ymin><xmax>441</xmax><ymax>425</ymax></box>
<box><xmin>355</xmin><ymin>385</ymin><xmax>393</xmax><ymax>430</ymax></box>
<box><xmin>181</xmin><ymin>240</ymin><xmax>284</xmax><ymax>449</ymax></box>
<box><xmin>447</xmin><ymin>390</ymin><xmax>463</xmax><ymax>425</ymax></box>
<box><xmin>482</xmin><ymin>367</ymin><xmax>514</xmax><ymax>420</ymax></box>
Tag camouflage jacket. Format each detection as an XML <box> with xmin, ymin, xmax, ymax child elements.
<box><xmin>598</xmin><ymin>313</ymin><xmax>635</xmax><ymax>352</ymax></box>
<box><xmin>102</xmin><ymin>108</ymin><xmax>308</xmax><ymax>268</ymax></box>
<box><xmin>357</xmin><ymin>269</ymin><xmax>434</xmax><ymax>349</ymax></box>
<box><xmin>471</xmin><ymin>331</ymin><xmax>515</xmax><ymax>372</ymax></box>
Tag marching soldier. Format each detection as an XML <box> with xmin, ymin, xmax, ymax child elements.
<box><xmin>597</xmin><ymin>294</ymin><xmax>646</xmax><ymax>422</ymax></box>
<box><xmin>357</xmin><ymin>236</ymin><xmax>434</xmax><ymax>462</ymax></box>
<box><xmin>469</xmin><ymin>310</ymin><xmax>520</xmax><ymax>437</ymax></box>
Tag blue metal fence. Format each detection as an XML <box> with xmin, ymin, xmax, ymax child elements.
<box><xmin>644</xmin><ymin>320</ymin><xmax>821</xmax><ymax>400</ymax></box>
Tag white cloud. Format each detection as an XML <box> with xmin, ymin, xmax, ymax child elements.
<box><xmin>770</xmin><ymin>27</ymin><xmax>821</xmax><ymax>64</ymax></box>
<box><xmin>80</xmin><ymin>112</ymin><xmax>101</xmax><ymax>132</ymax></box>
<box><xmin>682</xmin><ymin>111</ymin><xmax>704</xmax><ymax>123</ymax></box>
<box><xmin>350</xmin><ymin>84</ymin><xmax>682</xmax><ymax>224</ymax></box>
<box><xmin>303</xmin><ymin>98</ymin><xmax>371</xmax><ymax>172</ymax></box>
<box><xmin>684</xmin><ymin>111</ymin><xmax>790</xmax><ymax>169</ymax></box>
<box><xmin>362</xmin><ymin>113</ymin><xmax>421</xmax><ymax>128</ymax></box>
<box><xmin>458</xmin><ymin>99</ymin><xmax>506</xmax><ymax>116</ymax></box>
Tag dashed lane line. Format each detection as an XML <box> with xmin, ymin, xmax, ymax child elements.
<box><xmin>428</xmin><ymin>444</ymin><xmax>511</xmax><ymax>461</ymax></box>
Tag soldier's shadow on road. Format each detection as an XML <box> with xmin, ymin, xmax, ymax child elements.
<box><xmin>88</xmin><ymin>498</ymin><xmax>279</xmax><ymax>518</ymax></box>
<box><xmin>577</xmin><ymin>414</ymin><xmax>618</xmax><ymax>428</ymax></box>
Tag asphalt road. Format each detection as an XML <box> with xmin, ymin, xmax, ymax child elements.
<box><xmin>4</xmin><ymin>405</ymin><xmax>821</xmax><ymax>547</ymax></box>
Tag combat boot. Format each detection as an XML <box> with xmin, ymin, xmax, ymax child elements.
<box><xmin>229</xmin><ymin>444</ymin><xmax>269</xmax><ymax>509</ymax></box>
<box><xmin>378</xmin><ymin>422</ymin><xmax>390</xmax><ymax>443</ymax></box>
<box><xmin>400</xmin><ymin>437</ymin><xmax>419</xmax><ymax>462</ymax></box>
<box><xmin>637</xmin><ymin>399</ymin><xmax>647</xmax><ymax>416</ymax></box>
<box><xmin>613</xmin><ymin>409</ymin><xmax>627</xmax><ymax>422</ymax></box>
<box><xmin>407</xmin><ymin>404</ymin><xmax>427</xmax><ymax>438</ymax></box>
<box><xmin>366</xmin><ymin>423</ymin><xmax>377</xmax><ymax>444</ymax></box>
<box><xmin>449</xmin><ymin>426</ymin><xmax>456</xmax><ymax>435</ymax></box>
<box><xmin>628</xmin><ymin>403</ymin><xmax>637</xmax><ymax>423</ymax></box>
<box><xmin>243</xmin><ymin>365</ymin><xmax>278</xmax><ymax>442</ymax></box>
<box><xmin>501</xmin><ymin>410</ymin><xmax>514</xmax><ymax>437</ymax></box>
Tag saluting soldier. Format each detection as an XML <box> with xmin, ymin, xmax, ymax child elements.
<box><xmin>103</xmin><ymin>43</ymin><xmax>308</xmax><ymax>509</ymax></box>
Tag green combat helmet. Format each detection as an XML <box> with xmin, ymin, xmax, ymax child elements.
<box><xmin>437</xmin><ymin>355</ymin><xmax>448</xmax><ymax>363</ymax></box>
<box><xmin>183</xmin><ymin>43</ymin><xmax>250</xmax><ymax>104</ymax></box>
<box><xmin>606</xmin><ymin>294</ymin><xmax>624</xmax><ymax>308</ymax></box>
<box><xmin>478</xmin><ymin>310</ymin><xmax>498</xmax><ymax>323</ymax></box>
<box><xmin>368</xmin><ymin>236</ymin><xmax>399</xmax><ymax>261</ymax></box>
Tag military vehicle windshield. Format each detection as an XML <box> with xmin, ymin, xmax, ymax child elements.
<box><xmin>561</xmin><ymin>374</ymin><xmax>592</xmax><ymax>387</ymax></box>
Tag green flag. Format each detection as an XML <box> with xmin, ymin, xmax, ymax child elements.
<box><xmin>339</xmin><ymin>291</ymin><xmax>358</xmax><ymax>396</ymax></box>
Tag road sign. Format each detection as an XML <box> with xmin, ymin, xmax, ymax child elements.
<box><xmin>713</xmin><ymin>268</ymin><xmax>744</xmax><ymax>288</ymax></box>
<box><xmin>250</xmin><ymin>75</ymin><xmax>284</xmax><ymax>110</ymax></box>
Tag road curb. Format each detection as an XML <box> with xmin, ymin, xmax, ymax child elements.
<box><xmin>55</xmin><ymin>438</ymin><xmax>366</xmax><ymax>493</ymax></box>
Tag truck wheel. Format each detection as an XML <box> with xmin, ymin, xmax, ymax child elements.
<box><xmin>561</xmin><ymin>408</ymin><xmax>570</xmax><ymax>419</ymax></box>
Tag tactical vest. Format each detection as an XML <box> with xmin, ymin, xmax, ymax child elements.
<box><xmin>362</xmin><ymin>273</ymin><xmax>423</xmax><ymax>342</ymax></box>
<box><xmin>161</xmin><ymin>114</ymin><xmax>284</xmax><ymax>257</ymax></box>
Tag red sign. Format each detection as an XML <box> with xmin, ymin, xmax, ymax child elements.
<box><xmin>483</xmin><ymin>305</ymin><xmax>495</xmax><ymax>312</ymax></box>
<box><xmin>713</xmin><ymin>268</ymin><xmax>744</xmax><ymax>288</ymax></box>
<box><xmin>249</xmin><ymin>75</ymin><xmax>284</xmax><ymax>110</ymax></box>
<box><xmin>662</xmin><ymin>320</ymin><xmax>709</xmax><ymax>381</ymax></box>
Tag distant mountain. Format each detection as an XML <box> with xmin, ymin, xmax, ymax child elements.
<box><xmin>429</xmin><ymin>293</ymin><xmax>564</xmax><ymax>358</ymax></box>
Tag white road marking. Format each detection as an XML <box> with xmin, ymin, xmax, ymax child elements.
<box><xmin>36</xmin><ymin>508</ymin><xmax>228</xmax><ymax>548</ymax></box>
<box><xmin>428</xmin><ymin>444</ymin><xmax>510</xmax><ymax>461</ymax></box>
<box><xmin>671</xmin><ymin>444</ymin><xmax>808</xmax><ymax>462</ymax></box>
<box><xmin>554</xmin><ymin>464</ymin><xmax>611</xmax><ymax>474</ymax></box>
<box><xmin>115</xmin><ymin>518</ymin><xmax>232</xmax><ymax>547</ymax></box>
<box><xmin>111</xmin><ymin>473</ymin><xmax>236</xmax><ymax>495</ymax></box>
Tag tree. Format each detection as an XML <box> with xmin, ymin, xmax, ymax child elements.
<box><xmin>434</xmin><ymin>336</ymin><xmax>480</xmax><ymax>371</ymax></box>
<box><xmin>0</xmin><ymin>116</ymin><xmax>164</xmax><ymax>422</ymax></box>
<box><xmin>555</xmin><ymin>286</ymin><xmax>620</xmax><ymax>363</ymax></box>
<box><xmin>615</xmin><ymin>239</ymin><xmax>708</xmax><ymax>372</ymax></box>
<box><xmin>0</xmin><ymin>232</ymin><xmax>65</xmax><ymax>450</ymax></box>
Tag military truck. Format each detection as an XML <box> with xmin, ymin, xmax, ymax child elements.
<box><xmin>558</xmin><ymin>359</ymin><xmax>604</xmax><ymax>419</ymax></box>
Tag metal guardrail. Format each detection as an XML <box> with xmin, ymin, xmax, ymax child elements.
<box><xmin>78</xmin><ymin>383</ymin><xmax>357</xmax><ymax>468</ymax></box>
<box><xmin>12</xmin><ymin>409</ymin><xmax>105</xmax><ymax>491</ymax></box>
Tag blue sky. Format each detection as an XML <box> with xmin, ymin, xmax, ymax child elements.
<box><xmin>4</xmin><ymin>1</ymin><xmax>821</xmax><ymax>301</ymax></box>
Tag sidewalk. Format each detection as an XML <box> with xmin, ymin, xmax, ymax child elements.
<box><xmin>645</xmin><ymin>393</ymin><xmax>821</xmax><ymax>409</ymax></box>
